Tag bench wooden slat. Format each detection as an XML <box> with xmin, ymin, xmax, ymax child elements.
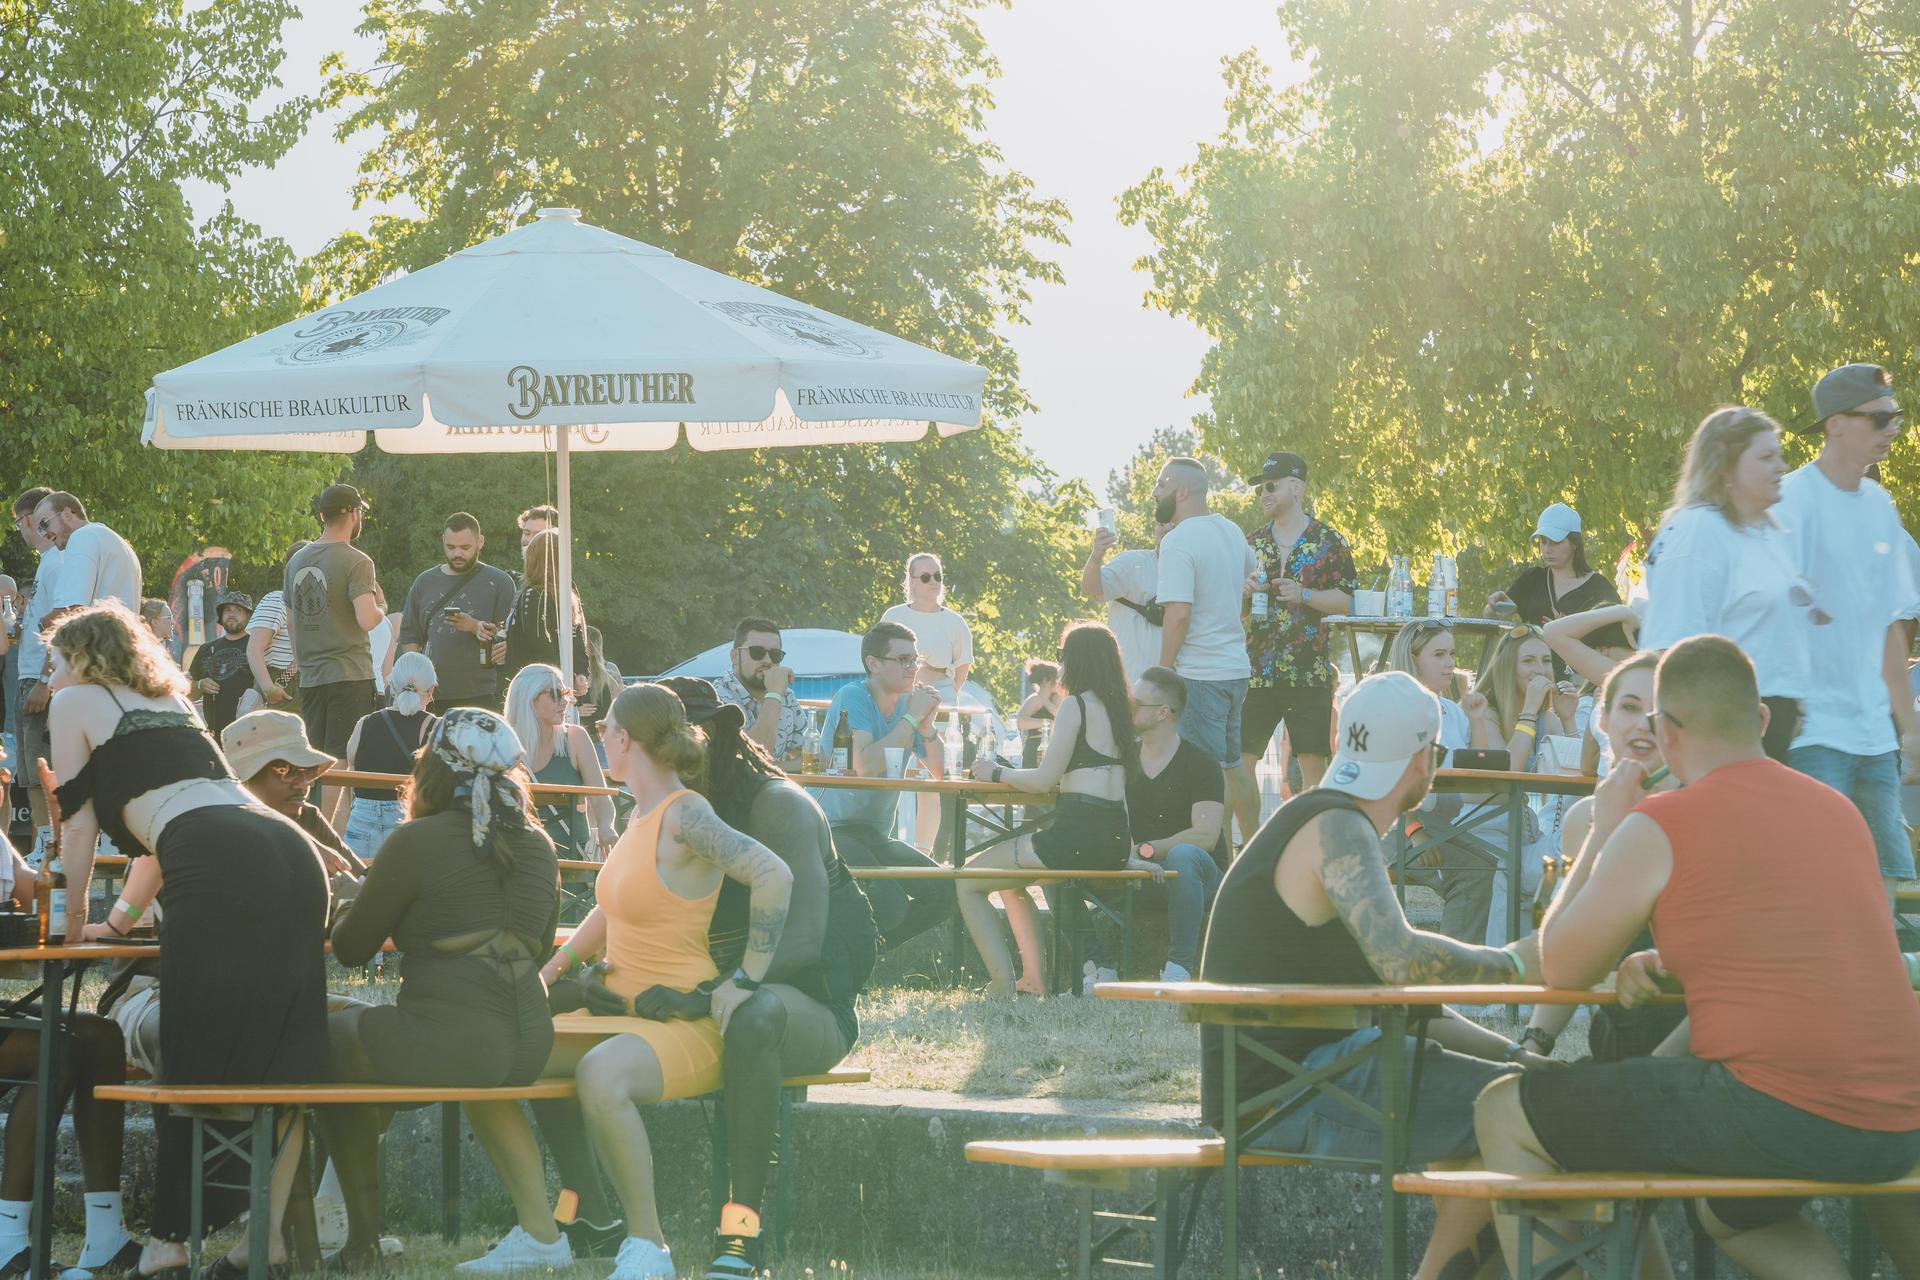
<box><xmin>1396</xmin><ymin>1168</ymin><xmax>1920</xmax><ymax>1200</ymax></box>
<box><xmin>96</xmin><ymin>1066</ymin><xmax>869</xmax><ymax>1108</ymax></box>
<box><xmin>966</xmin><ymin>1138</ymin><xmax>1302</xmax><ymax>1171</ymax></box>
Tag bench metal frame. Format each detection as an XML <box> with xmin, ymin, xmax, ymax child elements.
<box><xmin>0</xmin><ymin>954</ymin><xmax>84</xmax><ymax>1280</ymax></box>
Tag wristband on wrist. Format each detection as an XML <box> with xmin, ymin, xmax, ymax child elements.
<box><xmin>114</xmin><ymin>897</ymin><xmax>142</xmax><ymax>923</ymax></box>
<box><xmin>557</xmin><ymin>942</ymin><xmax>580</xmax><ymax>971</ymax></box>
<box><xmin>1515</xmin><ymin>722</ymin><xmax>1538</xmax><ymax>739</ymax></box>
<box><xmin>1504</xmin><ymin>945</ymin><xmax>1527</xmax><ymax>982</ymax></box>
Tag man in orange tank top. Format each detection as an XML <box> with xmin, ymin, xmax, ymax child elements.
<box><xmin>1474</xmin><ymin>636</ymin><xmax>1920</xmax><ymax>1278</ymax></box>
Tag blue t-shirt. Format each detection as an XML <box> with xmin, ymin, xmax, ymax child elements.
<box><xmin>810</xmin><ymin>680</ymin><xmax>926</xmax><ymax>831</ymax></box>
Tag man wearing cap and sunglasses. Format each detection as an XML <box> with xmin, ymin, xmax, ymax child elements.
<box><xmin>1234</xmin><ymin>451</ymin><xmax>1356</xmax><ymax>842</ymax></box>
<box><xmin>713</xmin><ymin>617</ymin><xmax>809</xmax><ymax>763</ymax></box>
<box><xmin>1774</xmin><ymin>362</ymin><xmax>1920</xmax><ymax>897</ymax></box>
<box><xmin>287</xmin><ymin>483</ymin><xmax>387</xmax><ymax>819</ymax></box>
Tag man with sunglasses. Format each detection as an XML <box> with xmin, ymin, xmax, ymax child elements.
<box><xmin>1775</xmin><ymin>362</ymin><xmax>1920</xmax><ymax>896</ymax></box>
<box><xmin>1235</xmin><ymin>451</ymin><xmax>1356</xmax><ymax>842</ymax></box>
<box><xmin>9</xmin><ymin>487</ymin><xmax>60</xmax><ymax>863</ymax></box>
<box><xmin>806</xmin><ymin>622</ymin><xmax>956</xmax><ymax>951</ymax></box>
<box><xmin>714</xmin><ymin>617</ymin><xmax>808</xmax><ymax>762</ymax></box>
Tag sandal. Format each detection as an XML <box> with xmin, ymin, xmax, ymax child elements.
<box><xmin>203</xmin><ymin>1256</ymin><xmax>291</xmax><ymax>1279</ymax></box>
<box><xmin>1435</xmin><ymin>1222</ymin><xmax>1500</xmax><ymax>1280</ymax></box>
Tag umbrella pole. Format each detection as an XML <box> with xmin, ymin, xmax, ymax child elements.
<box><xmin>556</xmin><ymin>425</ymin><xmax>577</xmax><ymax>719</ymax></box>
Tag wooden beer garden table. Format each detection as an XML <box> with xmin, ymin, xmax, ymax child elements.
<box><xmin>0</xmin><ymin>941</ymin><xmax>159</xmax><ymax>1277</ymax></box>
<box><xmin>1095</xmin><ymin>980</ymin><xmax>1667</xmax><ymax>1280</ymax></box>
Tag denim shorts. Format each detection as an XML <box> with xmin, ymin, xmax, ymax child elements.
<box><xmin>1245</xmin><ymin>1026</ymin><xmax>1513</xmax><ymax>1167</ymax></box>
<box><xmin>344</xmin><ymin>797</ymin><xmax>406</xmax><ymax>861</ymax></box>
<box><xmin>1787</xmin><ymin>746</ymin><xmax>1913</xmax><ymax>879</ymax></box>
<box><xmin>1177</xmin><ymin>677</ymin><xmax>1248</xmax><ymax>768</ymax></box>
<box><xmin>1521</xmin><ymin>1055</ymin><xmax>1920</xmax><ymax>1228</ymax></box>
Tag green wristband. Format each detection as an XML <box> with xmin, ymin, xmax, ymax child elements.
<box><xmin>1505</xmin><ymin>946</ymin><xmax>1527</xmax><ymax>983</ymax></box>
<box><xmin>558</xmin><ymin>942</ymin><xmax>581</xmax><ymax>970</ymax></box>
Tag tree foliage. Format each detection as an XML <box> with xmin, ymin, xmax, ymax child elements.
<box><xmin>316</xmin><ymin>0</ymin><xmax>1083</xmax><ymax>698</ymax></box>
<box><xmin>1122</xmin><ymin>0</ymin><xmax>1920</xmax><ymax>573</ymax></box>
<box><xmin>0</xmin><ymin>0</ymin><xmax>338</xmax><ymax>587</ymax></box>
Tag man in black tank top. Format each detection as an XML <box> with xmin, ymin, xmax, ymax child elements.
<box><xmin>1197</xmin><ymin>672</ymin><xmax>1555</xmax><ymax>1277</ymax></box>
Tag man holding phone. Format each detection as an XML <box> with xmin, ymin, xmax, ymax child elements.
<box><xmin>397</xmin><ymin>512</ymin><xmax>516</xmax><ymax>713</ymax></box>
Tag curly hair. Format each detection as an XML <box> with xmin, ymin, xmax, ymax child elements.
<box><xmin>51</xmin><ymin>603</ymin><xmax>188</xmax><ymax>699</ymax></box>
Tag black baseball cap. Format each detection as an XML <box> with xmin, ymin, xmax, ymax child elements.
<box><xmin>656</xmin><ymin>676</ymin><xmax>747</xmax><ymax>738</ymax></box>
<box><xmin>1247</xmin><ymin>451</ymin><xmax>1308</xmax><ymax>485</ymax></box>
<box><xmin>314</xmin><ymin>483</ymin><xmax>369</xmax><ymax>517</ymax></box>
<box><xmin>1804</xmin><ymin>363</ymin><xmax>1897</xmax><ymax>433</ymax></box>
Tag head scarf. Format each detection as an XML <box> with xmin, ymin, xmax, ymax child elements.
<box><xmin>429</xmin><ymin>708</ymin><xmax>528</xmax><ymax>852</ymax></box>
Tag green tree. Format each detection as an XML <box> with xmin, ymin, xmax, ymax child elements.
<box><xmin>0</xmin><ymin>0</ymin><xmax>339</xmax><ymax>587</ymax></box>
<box><xmin>1122</xmin><ymin>0</ymin><xmax>1920</xmax><ymax>575</ymax></box>
<box><xmin>315</xmin><ymin>0</ymin><xmax>1083</xmax><ymax>701</ymax></box>
<box><xmin>1104</xmin><ymin>426</ymin><xmax>1257</xmax><ymax>548</ymax></box>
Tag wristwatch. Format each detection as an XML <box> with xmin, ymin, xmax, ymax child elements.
<box><xmin>1521</xmin><ymin>1027</ymin><xmax>1557</xmax><ymax>1056</ymax></box>
<box><xmin>991</xmin><ymin>764</ymin><xmax>1004</xmax><ymax>783</ymax></box>
<box><xmin>727</xmin><ymin>967</ymin><xmax>761</xmax><ymax>992</ymax></box>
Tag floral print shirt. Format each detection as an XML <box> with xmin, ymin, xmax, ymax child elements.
<box><xmin>1246</xmin><ymin>518</ymin><xmax>1357</xmax><ymax>689</ymax></box>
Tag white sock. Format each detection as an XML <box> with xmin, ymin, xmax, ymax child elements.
<box><xmin>77</xmin><ymin>1191</ymin><xmax>130</xmax><ymax>1267</ymax></box>
<box><xmin>0</xmin><ymin>1198</ymin><xmax>30</xmax><ymax>1260</ymax></box>
<box><xmin>317</xmin><ymin>1158</ymin><xmax>343</xmax><ymax>1202</ymax></box>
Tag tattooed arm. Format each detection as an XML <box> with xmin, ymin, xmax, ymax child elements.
<box><xmin>1313</xmin><ymin>808</ymin><xmax>1520</xmax><ymax>985</ymax></box>
<box><xmin>674</xmin><ymin>791</ymin><xmax>793</xmax><ymax>985</ymax></box>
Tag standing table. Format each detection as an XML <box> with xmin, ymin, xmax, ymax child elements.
<box><xmin>1413</xmin><ymin>770</ymin><xmax>1597</xmax><ymax>942</ymax></box>
<box><xmin>1324</xmin><ymin>615</ymin><xmax>1516</xmax><ymax>677</ymax></box>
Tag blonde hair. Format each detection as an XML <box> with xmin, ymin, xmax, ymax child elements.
<box><xmin>51</xmin><ymin>602</ymin><xmax>189</xmax><ymax>700</ymax></box>
<box><xmin>1386</xmin><ymin>621</ymin><xmax>1452</xmax><ymax>688</ymax></box>
<box><xmin>609</xmin><ymin>682</ymin><xmax>708</xmax><ymax>788</ymax></box>
<box><xmin>505</xmin><ymin>663</ymin><xmax>564</xmax><ymax>762</ymax></box>
<box><xmin>902</xmin><ymin>552</ymin><xmax>945</xmax><ymax>605</ymax></box>
<box><xmin>387</xmin><ymin>651</ymin><xmax>437</xmax><ymax>716</ymax></box>
<box><xmin>1663</xmin><ymin>406</ymin><xmax>1781</xmax><ymax>530</ymax></box>
<box><xmin>1470</xmin><ymin>627</ymin><xmax>1547</xmax><ymax>736</ymax></box>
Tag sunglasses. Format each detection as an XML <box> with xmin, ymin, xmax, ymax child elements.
<box><xmin>739</xmin><ymin>644</ymin><xmax>786</xmax><ymax>664</ymax></box>
<box><xmin>1788</xmin><ymin>581</ymin><xmax>1834</xmax><ymax>627</ymax></box>
<box><xmin>1849</xmin><ymin>408</ymin><xmax>1904</xmax><ymax>432</ymax></box>
<box><xmin>268</xmin><ymin>761</ymin><xmax>328</xmax><ymax>784</ymax></box>
<box><xmin>1506</xmin><ymin>623</ymin><xmax>1544</xmax><ymax>640</ymax></box>
<box><xmin>915</xmin><ymin>571</ymin><xmax>943</xmax><ymax>584</ymax></box>
<box><xmin>1259</xmin><ymin>480</ymin><xmax>1288</xmax><ymax>494</ymax></box>
<box><xmin>541</xmin><ymin>686</ymin><xmax>575</xmax><ymax>701</ymax></box>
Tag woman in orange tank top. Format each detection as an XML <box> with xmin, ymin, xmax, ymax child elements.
<box><xmin>535</xmin><ymin>684</ymin><xmax>793</xmax><ymax>1280</ymax></box>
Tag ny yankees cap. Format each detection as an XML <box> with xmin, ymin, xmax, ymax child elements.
<box><xmin>1322</xmin><ymin>671</ymin><xmax>1441</xmax><ymax>802</ymax></box>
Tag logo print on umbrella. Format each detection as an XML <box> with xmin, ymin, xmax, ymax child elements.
<box><xmin>273</xmin><ymin>305</ymin><xmax>452</xmax><ymax>367</ymax></box>
<box><xmin>699</xmin><ymin>301</ymin><xmax>883</xmax><ymax>360</ymax></box>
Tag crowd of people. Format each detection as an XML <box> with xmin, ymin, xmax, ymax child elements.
<box><xmin>0</xmin><ymin>359</ymin><xmax>1917</xmax><ymax>1278</ymax></box>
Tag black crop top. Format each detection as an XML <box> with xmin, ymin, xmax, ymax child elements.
<box><xmin>1063</xmin><ymin>694</ymin><xmax>1124</xmax><ymax>772</ymax></box>
<box><xmin>53</xmin><ymin>689</ymin><xmax>236</xmax><ymax>857</ymax></box>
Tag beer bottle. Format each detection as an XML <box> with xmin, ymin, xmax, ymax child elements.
<box><xmin>831</xmin><ymin>710</ymin><xmax>853</xmax><ymax>775</ymax></box>
<box><xmin>1531</xmin><ymin>853</ymin><xmax>1561</xmax><ymax>930</ymax></box>
<box><xmin>34</xmin><ymin>856</ymin><xmax>50</xmax><ymax>945</ymax></box>
<box><xmin>46</xmin><ymin>856</ymin><xmax>65</xmax><ymax>943</ymax></box>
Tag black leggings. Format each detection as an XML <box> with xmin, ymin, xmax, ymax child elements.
<box><xmin>1761</xmin><ymin>697</ymin><xmax>1801</xmax><ymax>763</ymax></box>
<box><xmin>829</xmin><ymin>823</ymin><xmax>956</xmax><ymax>951</ymax></box>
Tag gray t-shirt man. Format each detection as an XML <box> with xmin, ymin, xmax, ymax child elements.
<box><xmin>397</xmin><ymin>561</ymin><xmax>516</xmax><ymax>704</ymax></box>
<box><xmin>286</xmin><ymin>539</ymin><xmax>377</xmax><ymax>687</ymax></box>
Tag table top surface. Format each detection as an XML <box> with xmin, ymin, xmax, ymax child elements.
<box><xmin>1094</xmin><ymin>980</ymin><xmax>1633</xmax><ymax>1007</ymax></box>
<box><xmin>0</xmin><ymin>941</ymin><xmax>159</xmax><ymax>962</ymax></box>
<box><xmin>1326</xmin><ymin>615</ymin><xmax>1516</xmax><ymax>632</ymax></box>
<box><xmin>786</xmin><ymin>772</ymin><xmax>1042</xmax><ymax>797</ymax></box>
<box><xmin>1431</xmin><ymin>768</ymin><xmax>1598</xmax><ymax>797</ymax></box>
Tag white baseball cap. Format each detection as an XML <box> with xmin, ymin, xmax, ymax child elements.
<box><xmin>1532</xmin><ymin>502</ymin><xmax>1583</xmax><ymax>542</ymax></box>
<box><xmin>1322</xmin><ymin>672</ymin><xmax>1441</xmax><ymax>802</ymax></box>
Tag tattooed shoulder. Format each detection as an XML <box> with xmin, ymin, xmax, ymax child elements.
<box><xmin>674</xmin><ymin>793</ymin><xmax>778</xmax><ymax>877</ymax></box>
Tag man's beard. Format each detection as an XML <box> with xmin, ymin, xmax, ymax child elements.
<box><xmin>740</xmin><ymin>667</ymin><xmax>765</xmax><ymax>695</ymax></box>
<box><xmin>446</xmin><ymin>557</ymin><xmax>474</xmax><ymax>574</ymax></box>
<box><xmin>1153</xmin><ymin>492</ymin><xmax>1177</xmax><ymax>524</ymax></box>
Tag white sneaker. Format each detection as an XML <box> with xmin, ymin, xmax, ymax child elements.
<box><xmin>313</xmin><ymin>1195</ymin><xmax>349</xmax><ymax>1251</ymax></box>
<box><xmin>609</xmin><ymin>1235</ymin><xmax>676</xmax><ymax>1280</ymax></box>
<box><xmin>454</xmin><ymin>1225</ymin><xmax>574</xmax><ymax>1274</ymax></box>
<box><xmin>1160</xmin><ymin>961</ymin><xmax>1192</xmax><ymax>982</ymax></box>
<box><xmin>1082</xmin><ymin>961</ymin><xmax>1117</xmax><ymax>987</ymax></box>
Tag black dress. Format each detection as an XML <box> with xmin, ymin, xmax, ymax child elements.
<box><xmin>56</xmin><ymin>690</ymin><xmax>331</xmax><ymax>1243</ymax></box>
<box><xmin>502</xmin><ymin>584</ymin><xmax>590</xmax><ymax>679</ymax></box>
<box><xmin>330</xmin><ymin>810</ymin><xmax>559</xmax><ymax>1086</ymax></box>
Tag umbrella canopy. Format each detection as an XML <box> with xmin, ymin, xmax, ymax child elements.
<box><xmin>144</xmin><ymin>207</ymin><xmax>984</xmax><ymax>452</ymax></box>
<box><xmin>140</xmin><ymin>207</ymin><xmax>988</xmax><ymax>689</ymax></box>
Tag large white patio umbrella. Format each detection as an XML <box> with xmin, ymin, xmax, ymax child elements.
<box><xmin>144</xmin><ymin>207</ymin><xmax>987</xmax><ymax>685</ymax></box>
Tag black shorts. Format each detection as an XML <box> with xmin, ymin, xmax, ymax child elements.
<box><xmin>1241</xmin><ymin>683</ymin><xmax>1334</xmax><ymax>758</ymax></box>
<box><xmin>300</xmin><ymin>679</ymin><xmax>376</xmax><ymax>758</ymax></box>
<box><xmin>1521</xmin><ymin>1056</ymin><xmax>1920</xmax><ymax>1229</ymax></box>
<box><xmin>1030</xmin><ymin>794</ymin><xmax>1130</xmax><ymax>871</ymax></box>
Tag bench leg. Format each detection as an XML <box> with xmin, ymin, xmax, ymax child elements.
<box><xmin>1686</xmin><ymin>1200</ymin><xmax>1715</xmax><ymax>1279</ymax></box>
<box><xmin>247</xmin><ymin>1107</ymin><xmax>274</xmax><ymax>1280</ymax></box>
<box><xmin>705</xmin><ymin>1099</ymin><xmax>730</xmax><ymax>1233</ymax></box>
<box><xmin>441</xmin><ymin>1101</ymin><xmax>462</xmax><ymax>1243</ymax></box>
<box><xmin>771</xmin><ymin>1085</ymin><xmax>797</xmax><ymax>1257</ymax></box>
<box><xmin>1120</xmin><ymin>884</ymin><xmax>1136</xmax><ymax>978</ymax></box>
<box><xmin>1849</xmin><ymin>1198</ymin><xmax>1875</xmax><ymax>1280</ymax></box>
<box><xmin>1076</xmin><ymin>1185</ymin><xmax>1094</xmax><ymax>1280</ymax></box>
<box><xmin>190</xmin><ymin>1116</ymin><xmax>206</xmax><ymax>1279</ymax></box>
<box><xmin>1152</xmin><ymin>1169</ymin><xmax>1176</xmax><ymax>1279</ymax></box>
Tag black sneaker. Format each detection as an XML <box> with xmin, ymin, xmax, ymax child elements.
<box><xmin>703</xmin><ymin>1230</ymin><xmax>765</xmax><ymax>1279</ymax></box>
<box><xmin>560</xmin><ymin>1216</ymin><xmax>626</xmax><ymax>1260</ymax></box>
<box><xmin>76</xmin><ymin>1238</ymin><xmax>144</xmax><ymax>1276</ymax></box>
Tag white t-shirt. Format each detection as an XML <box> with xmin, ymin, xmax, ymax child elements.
<box><xmin>17</xmin><ymin>547</ymin><xmax>62</xmax><ymax>681</ymax></box>
<box><xmin>1773</xmin><ymin>464</ymin><xmax>1920</xmax><ymax>755</ymax></box>
<box><xmin>1640</xmin><ymin>504</ymin><xmax>1811</xmax><ymax>700</ymax></box>
<box><xmin>1099</xmin><ymin>548</ymin><xmax>1162</xmax><ymax>684</ymax></box>
<box><xmin>1155</xmin><ymin>513</ymin><xmax>1257</xmax><ymax>682</ymax></box>
<box><xmin>880</xmin><ymin>603</ymin><xmax>973</xmax><ymax>672</ymax></box>
<box><xmin>1437</xmin><ymin>697</ymin><xmax>1471</xmax><ymax>756</ymax></box>
<box><xmin>48</xmin><ymin>521</ymin><xmax>141</xmax><ymax>615</ymax></box>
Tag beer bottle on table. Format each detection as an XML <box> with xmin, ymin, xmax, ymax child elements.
<box><xmin>831</xmin><ymin>710</ymin><xmax>853</xmax><ymax>775</ymax></box>
<box><xmin>35</xmin><ymin>759</ymin><xmax>62</xmax><ymax>944</ymax></box>
<box><xmin>1531</xmin><ymin>853</ymin><xmax>1562</xmax><ymax>930</ymax></box>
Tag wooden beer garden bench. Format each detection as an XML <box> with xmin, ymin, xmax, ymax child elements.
<box><xmin>1394</xmin><ymin>1167</ymin><xmax>1920</xmax><ymax>1280</ymax></box>
<box><xmin>96</xmin><ymin>1065</ymin><xmax>871</xmax><ymax>1279</ymax></box>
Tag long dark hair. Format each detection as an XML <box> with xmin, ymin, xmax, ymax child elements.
<box><xmin>1058</xmin><ymin>621</ymin><xmax>1138</xmax><ymax>771</ymax></box>
<box><xmin>696</xmin><ymin>722</ymin><xmax>787</xmax><ymax>829</ymax></box>
<box><xmin>404</xmin><ymin>750</ymin><xmax>541</xmax><ymax>878</ymax></box>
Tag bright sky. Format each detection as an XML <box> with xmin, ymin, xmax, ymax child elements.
<box><xmin>184</xmin><ymin>2</ymin><xmax>1295</xmax><ymax>495</ymax></box>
